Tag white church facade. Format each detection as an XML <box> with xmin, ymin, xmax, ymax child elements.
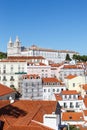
<box><xmin>7</xmin><ymin>37</ymin><xmax>79</xmax><ymax>63</ymax></box>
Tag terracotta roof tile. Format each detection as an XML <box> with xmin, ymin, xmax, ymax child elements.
<box><xmin>42</xmin><ymin>77</ymin><xmax>61</xmax><ymax>83</ymax></box>
<box><xmin>0</xmin><ymin>100</ymin><xmax>57</xmax><ymax>130</ymax></box>
<box><xmin>54</xmin><ymin>94</ymin><xmax>62</xmax><ymax>101</ymax></box>
<box><xmin>61</xmin><ymin>90</ymin><xmax>79</xmax><ymax>95</ymax></box>
<box><xmin>65</xmin><ymin>74</ymin><xmax>77</xmax><ymax>79</ymax></box>
<box><xmin>84</xmin><ymin>97</ymin><xmax>87</xmax><ymax>107</ymax></box>
<box><xmin>62</xmin><ymin>112</ymin><xmax>84</xmax><ymax>121</ymax></box>
<box><xmin>0</xmin><ymin>84</ymin><xmax>15</xmax><ymax>96</ymax></box>
<box><xmin>22</xmin><ymin>74</ymin><xmax>40</xmax><ymax>79</ymax></box>
<box><xmin>0</xmin><ymin>100</ymin><xmax>10</xmax><ymax>109</ymax></box>
<box><xmin>83</xmin><ymin>84</ymin><xmax>87</xmax><ymax>91</ymax></box>
<box><xmin>63</xmin><ymin>65</ymin><xmax>82</xmax><ymax>69</ymax></box>
<box><xmin>83</xmin><ymin>110</ymin><xmax>87</xmax><ymax>116</ymax></box>
<box><xmin>8</xmin><ymin>56</ymin><xmax>45</xmax><ymax>60</ymax></box>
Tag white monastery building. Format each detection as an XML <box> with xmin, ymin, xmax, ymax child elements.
<box><xmin>7</xmin><ymin>36</ymin><xmax>79</xmax><ymax>63</ymax></box>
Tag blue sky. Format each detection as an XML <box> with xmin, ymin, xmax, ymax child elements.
<box><xmin>0</xmin><ymin>0</ymin><xmax>87</xmax><ymax>55</ymax></box>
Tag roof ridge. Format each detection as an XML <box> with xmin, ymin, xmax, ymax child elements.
<box><xmin>12</xmin><ymin>104</ymin><xmax>42</xmax><ymax>126</ymax></box>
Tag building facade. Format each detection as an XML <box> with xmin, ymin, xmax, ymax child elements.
<box><xmin>20</xmin><ymin>74</ymin><xmax>43</xmax><ymax>100</ymax></box>
<box><xmin>7</xmin><ymin>37</ymin><xmax>79</xmax><ymax>63</ymax></box>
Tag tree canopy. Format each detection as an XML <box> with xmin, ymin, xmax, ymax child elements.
<box><xmin>73</xmin><ymin>54</ymin><xmax>87</xmax><ymax>62</ymax></box>
<box><xmin>0</xmin><ymin>52</ymin><xmax>7</xmax><ymax>59</ymax></box>
<box><xmin>65</xmin><ymin>53</ymin><xmax>71</xmax><ymax>61</ymax></box>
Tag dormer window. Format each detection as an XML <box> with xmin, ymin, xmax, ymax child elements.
<box><xmin>69</xmin><ymin>116</ymin><xmax>72</xmax><ymax>119</ymax></box>
<box><xmin>30</xmin><ymin>77</ymin><xmax>33</xmax><ymax>79</ymax></box>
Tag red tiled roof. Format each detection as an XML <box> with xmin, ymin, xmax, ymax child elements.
<box><xmin>62</xmin><ymin>112</ymin><xmax>84</xmax><ymax>121</ymax></box>
<box><xmin>78</xmin><ymin>95</ymin><xmax>83</xmax><ymax>100</ymax></box>
<box><xmin>0</xmin><ymin>84</ymin><xmax>15</xmax><ymax>96</ymax></box>
<box><xmin>8</xmin><ymin>56</ymin><xmax>45</xmax><ymax>60</ymax></box>
<box><xmin>65</xmin><ymin>74</ymin><xmax>77</xmax><ymax>79</ymax></box>
<box><xmin>0</xmin><ymin>100</ymin><xmax>57</xmax><ymax>130</ymax></box>
<box><xmin>0</xmin><ymin>100</ymin><xmax>10</xmax><ymax>109</ymax></box>
<box><xmin>0</xmin><ymin>56</ymin><xmax>45</xmax><ymax>62</ymax></box>
<box><xmin>61</xmin><ymin>90</ymin><xmax>79</xmax><ymax>95</ymax></box>
<box><xmin>22</xmin><ymin>74</ymin><xmax>40</xmax><ymax>79</ymax></box>
<box><xmin>83</xmin><ymin>110</ymin><xmax>87</xmax><ymax>116</ymax></box>
<box><xmin>42</xmin><ymin>77</ymin><xmax>61</xmax><ymax>83</ymax></box>
<box><xmin>50</xmin><ymin>63</ymin><xmax>62</xmax><ymax>67</ymax></box>
<box><xmin>83</xmin><ymin>84</ymin><xmax>87</xmax><ymax>91</ymax></box>
<box><xmin>63</xmin><ymin>65</ymin><xmax>82</xmax><ymax>69</ymax></box>
<box><xmin>29</xmin><ymin>45</ymin><xmax>78</xmax><ymax>54</ymax></box>
<box><xmin>84</xmin><ymin>97</ymin><xmax>87</xmax><ymax>107</ymax></box>
<box><xmin>55</xmin><ymin>94</ymin><xmax>62</xmax><ymax>101</ymax></box>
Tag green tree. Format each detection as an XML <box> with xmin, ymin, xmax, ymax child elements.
<box><xmin>0</xmin><ymin>52</ymin><xmax>7</xmax><ymax>59</ymax></box>
<box><xmin>65</xmin><ymin>53</ymin><xmax>71</xmax><ymax>61</ymax></box>
<box><xmin>67</xmin><ymin>125</ymin><xmax>80</xmax><ymax>130</ymax></box>
<box><xmin>73</xmin><ymin>54</ymin><xmax>87</xmax><ymax>62</ymax></box>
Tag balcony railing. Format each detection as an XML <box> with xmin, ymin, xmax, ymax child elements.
<box><xmin>15</xmin><ymin>72</ymin><xmax>27</xmax><ymax>74</ymax></box>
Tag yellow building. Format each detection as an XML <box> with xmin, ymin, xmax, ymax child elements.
<box><xmin>64</xmin><ymin>74</ymin><xmax>85</xmax><ymax>93</ymax></box>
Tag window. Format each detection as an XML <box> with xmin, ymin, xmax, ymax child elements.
<box><xmin>3</xmin><ymin>65</ymin><xmax>6</xmax><ymax>69</ymax></box>
<box><xmin>53</xmin><ymin>89</ymin><xmax>55</xmax><ymax>92</ymax></box>
<box><xmin>2</xmin><ymin>76</ymin><xmax>7</xmax><ymax>81</ymax></box>
<box><xmin>25</xmin><ymin>82</ymin><xmax>28</xmax><ymax>87</ymax></box>
<box><xmin>69</xmin><ymin>95</ymin><xmax>71</xmax><ymax>99</ymax></box>
<box><xmin>44</xmin><ymin>89</ymin><xmax>46</xmax><ymax>92</ymax></box>
<box><xmin>11</xmin><ymin>65</ymin><xmax>13</xmax><ymax>72</ymax></box>
<box><xmin>48</xmin><ymin>89</ymin><xmax>50</xmax><ymax>92</ymax></box>
<box><xmin>69</xmin><ymin>116</ymin><xmax>72</xmax><ymax>119</ymax></box>
<box><xmin>65</xmin><ymin>95</ymin><xmax>67</xmax><ymax>99</ymax></box>
<box><xmin>61</xmin><ymin>88</ymin><xmax>63</xmax><ymax>91</ymax></box>
<box><xmin>3</xmin><ymin>70</ymin><xmax>6</xmax><ymax>74</ymax></box>
<box><xmin>70</xmin><ymin>102</ymin><xmax>74</xmax><ymax>108</ymax></box>
<box><xmin>73</xmin><ymin>83</ymin><xmax>75</xmax><ymax>87</ymax></box>
<box><xmin>10</xmin><ymin>76</ymin><xmax>14</xmax><ymax>81</ymax></box>
<box><xmin>76</xmin><ymin>102</ymin><xmax>79</xmax><ymax>108</ymax></box>
<box><xmin>73</xmin><ymin>95</ymin><xmax>76</xmax><ymax>99</ymax></box>
<box><xmin>25</xmin><ymin>88</ymin><xmax>28</xmax><ymax>93</ymax></box>
<box><xmin>64</xmin><ymin>103</ymin><xmax>67</xmax><ymax>108</ymax></box>
<box><xmin>57</xmin><ymin>89</ymin><xmax>59</xmax><ymax>92</ymax></box>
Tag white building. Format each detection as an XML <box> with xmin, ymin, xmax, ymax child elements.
<box><xmin>20</xmin><ymin>74</ymin><xmax>43</xmax><ymax>100</ymax></box>
<box><xmin>0</xmin><ymin>59</ymin><xmax>27</xmax><ymax>90</ymax></box>
<box><xmin>59</xmin><ymin>64</ymin><xmax>85</xmax><ymax>81</ymax></box>
<box><xmin>55</xmin><ymin>90</ymin><xmax>84</xmax><ymax>112</ymax></box>
<box><xmin>42</xmin><ymin>77</ymin><xmax>66</xmax><ymax>100</ymax></box>
<box><xmin>7</xmin><ymin>37</ymin><xmax>79</xmax><ymax>63</ymax></box>
<box><xmin>27</xmin><ymin>62</ymin><xmax>51</xmax><ymax>78</ymax></box>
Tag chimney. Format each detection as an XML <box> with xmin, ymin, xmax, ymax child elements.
<box><xmin>9</xmin><ymin>96</ymin><xmax>14</xmax><ymax>104</ymax></box>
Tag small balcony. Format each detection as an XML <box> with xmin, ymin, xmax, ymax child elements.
<box><xmin>15</xmin><ymin>72</ymin><xmax>27</xmax><ymax>74</ymax></box>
